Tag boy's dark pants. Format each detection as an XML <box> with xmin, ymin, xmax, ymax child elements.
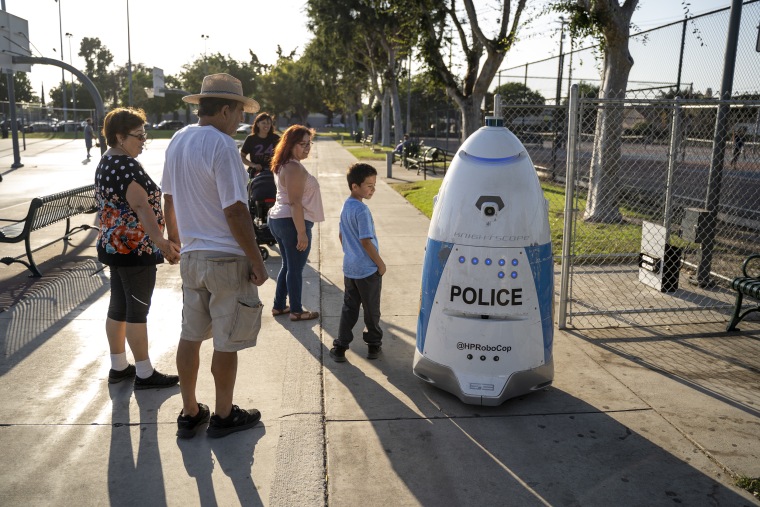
<box><xmin>336</xmin><ymin>272</ymin><xmax>382</xmax><ymax>348</ymax></box>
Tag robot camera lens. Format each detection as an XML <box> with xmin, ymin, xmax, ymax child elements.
<box><xmin>484</xmin><ymin>206</ymin><xmax>496</xmax><ymax>217</ymax></box>
<box><xmin>494</xmin><ymin>356</ymin><xmax>499</xmax><ymax>361</ymax></box>
<box><xmin>480</xmin><ymin>355</ymin><xmax>486</xmax><ymax>361</ymax></box>
<box><xmin>466</xmin><ymin>354</ymin><xmax>473</xmax><ymax>360</ymax></box>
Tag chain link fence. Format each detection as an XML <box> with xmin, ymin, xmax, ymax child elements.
<box><xmin>494</xmin><ymin>1</ymin><xmax>760</xmax><ymax>329</ymax></box>
<box><xmin>1</xmin><ymin>101</ymin><xmax>95</xmax><ymax>133</ymax></box>
<box><xmin>497</xmin><ymin>0</ymin><xmax>760</xmax><ymax>104</ymax></box>
<box><xmin>556</xmin><ymin>92</ymin><xmax>760</xmax><ymax>329</ymax></box>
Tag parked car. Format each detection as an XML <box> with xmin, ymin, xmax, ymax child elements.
<box><xmin>324</xmin><ymin>122</ymin><xmax>345</xmax><ymax>128</ymax></box>
<box><xmin>53</xmin><ymin>120</ymin><xmax>83</xmax><ymax>132</ymax></box>
<box><xmin>23</xmin><ymin>121</ymin><xmax>55</xmax><ymax>133</ymax></box>
<box><xmin>153</xmin><ymin>120</ymin><xmax>185</xmax><ymax>130</ymax></box>
<box><xmin>236</xmin><ymin>123</ymin><xmax>252</xmax><ymax>134</ymax></box>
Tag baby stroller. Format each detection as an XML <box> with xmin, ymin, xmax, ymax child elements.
<box><xmin>248</xmin><ymin>168</ymin><xmax>278</xmax><ymax>260</ymax></box>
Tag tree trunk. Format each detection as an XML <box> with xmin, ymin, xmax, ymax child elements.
<box><xmin>450</xmin><ymin>92</ymin><xmax>484</xmax><ymax>141</ymax></box>
<box><xmin>381</xmin><ymin>88</ymin><xmax>392</xmax><ymax>147</ymax></box>
<box><xmin>583</xmin><ymin>43</ymin><xmax>633</xmax><ymax>223</ymax></box>
<box><xmin>390</xmin><ymin>79</ymin><xmax>404</xmax><ymax>145</ymax></box>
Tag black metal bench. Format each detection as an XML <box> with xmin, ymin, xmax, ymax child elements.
<box><xmin>726</xmin><ymin>254</ymin><xmax>760</xmax><ymax>331</ymax></box>
<box><xmin>0</xmin><ymin>184</ymin><xmax>97</xmax><ymax>277</ymax></box>
<box><xmin>416</xmin><ymin>147</ymin><xmax>455</xmax><ymax>176</ymax></box>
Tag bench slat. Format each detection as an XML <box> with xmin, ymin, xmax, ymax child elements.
<box><xmin>0</xmin><ymin>184</ymin><xmax>97</xmax><ymax>277</ymax></box>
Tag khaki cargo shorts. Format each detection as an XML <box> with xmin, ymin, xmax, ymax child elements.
<box><xmin>180</xmin><ymin>250</ymin><xmax>263</xmax><ymax>352</ymax></box>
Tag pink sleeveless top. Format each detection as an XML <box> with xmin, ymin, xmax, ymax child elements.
<box><xmin>269</xmin><ymin>161</ymin><xmax>325</xmax><ymax>222</ymax></box>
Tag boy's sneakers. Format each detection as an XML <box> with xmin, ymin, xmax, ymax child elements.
<box><xmin>108</xmin><ymin>364</ymin><xmax>136</xmax><ymax>384</ymax></box>
<box><xmin>367</xmin><ymin>344</ymin><xmax>382</xmax><ymax>360</ymax></box>
<box><xmin>134</xmin><ymin>369</ymin><xmax>180</xmax><ymax>390</ymax></box>
<box><xmin>206</xmin><ymin>405</ymin><xmax>261</xmax><ymax>438</ymax></box>
<box><xmin>329</xmin><ymin>346</ymin><xmax>347</xmax><ymax>363</ymax></box>
<box><xmin>176</xmin><ymin>403</ymin><xmax>210</xmax><ymax>439</ymax></box>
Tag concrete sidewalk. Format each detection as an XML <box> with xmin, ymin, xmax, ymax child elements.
<box><xmin>0</xmin><ymin>137</ymin><xmax>758</xmax><ymax>506</ymax></box>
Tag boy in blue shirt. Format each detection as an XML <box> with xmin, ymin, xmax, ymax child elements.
<box><xmin>331</xmin><ymin>163</ymin><xmax>386</xmax><ymax>362</ymax></box>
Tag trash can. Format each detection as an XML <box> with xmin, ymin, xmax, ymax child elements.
<box><xmin>639</xmin><ymin>221</ymin><xmax>682</xmax><ymax>292</ymax></box>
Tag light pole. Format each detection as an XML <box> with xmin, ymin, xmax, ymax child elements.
<box><xmin>65</xmin><ymin>32</ymin><xmax>77</xmax><ymax>125</ymax></box>
<box><xmin>55</xmin><ymin>0</ymin><xmax>68</xmax><ymax>131</ymax></box>
<box><xmin>201</xmin><ymin>34</ymin><xmax>210</xmax><ymax>74</ymax></box>
<box><xmin>551</xmin><ymin>16</ymin><xmax>568</xmax><ymax>181</ymax></box>
<box><xmin>126</xmin><ymin>0</ymin><xmax>133</xmax><ymax>106</ymax></box>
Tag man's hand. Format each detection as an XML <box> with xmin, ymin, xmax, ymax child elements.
<box><xmin>249</xmin><ymin>264</ymin><xmax>268</xmax><ymax>286</ymax></box>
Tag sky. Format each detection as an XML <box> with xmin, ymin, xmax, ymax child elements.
<box><xmin>1</xmin><ymin>0</ymin><xmax>739</xmax><ymax>103</ymax></box>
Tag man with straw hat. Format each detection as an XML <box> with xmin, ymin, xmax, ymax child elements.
<box><xmin>162</xmin><ymin>73</ymin><xmax>268</xmax><ymax>439</ymax></box>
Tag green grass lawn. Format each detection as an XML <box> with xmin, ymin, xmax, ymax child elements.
<box><xmin>389</xmin><ymin>178</ymin><xmax>670</xmax><ymax>259</ymax></box>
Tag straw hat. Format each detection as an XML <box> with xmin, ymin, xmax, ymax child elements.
<box><xmin>182</xmin><ymin>73</ymin><xmax>260</xmax><ymax>114</ymax></box>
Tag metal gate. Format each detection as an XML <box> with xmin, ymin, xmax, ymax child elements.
<box><xmin>557</xmin><ymin>87</ymin><xmax>760</xmax><ymax>329</ymax></box>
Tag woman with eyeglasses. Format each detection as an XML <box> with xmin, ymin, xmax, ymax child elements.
<box><xmin>267</xmin><ymin>125</ymin><xmax>324</xmax><ymax>321</ymax></box>
<box><xmin>95</xmin><ymin>107</ymin><xmax>181</xmax><ymax>390</ymax></box>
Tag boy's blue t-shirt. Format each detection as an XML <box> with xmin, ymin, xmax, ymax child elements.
<box><xmin>340</xmin><ymin>197</ymin><xmax>379</xmax><ymax>279</ymax></box>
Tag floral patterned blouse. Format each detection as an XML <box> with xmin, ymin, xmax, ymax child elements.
<box><xmin>95</xmin><ymin>154</ymin><xmax>165</xmax><ymax>266</ymax></box>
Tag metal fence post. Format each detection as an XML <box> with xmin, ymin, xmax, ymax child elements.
<box><xmin>696</xmin><ymin>0</ymin><xmax>743</xmax><ymax>287</ymax></box>
<box><xmin>385</xmin><ymin>151</ymin><xmax>393</xmax><ymax>179</ymax></box>
<box><xmin>558</xmin><ymin>84</ymin><xmax>579</xmax><ymax>329</ymax></box>
<box><xmin>664</xmin><ymin>98</ymin><xmax>682</xmax><ymax>236</ymax></box>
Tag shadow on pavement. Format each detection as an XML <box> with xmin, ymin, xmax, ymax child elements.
<box><xmin>320</xmin><ymin>313</ymin><xmax>754</xmax><ymax>505</ymax></box>
<box><xmin>0</xmin><ymin>258</ymin><xmax>108</xmax><ymax>376</ymax></box>
<box><xmin>108</xmin><ymin>382</ymin><xmax>179</xmax><ymax>507</ymax></box>
<box><xmin>571</xmin><ymin>326</ymin><xmax>760</xmax><ymax>419</ymax></box>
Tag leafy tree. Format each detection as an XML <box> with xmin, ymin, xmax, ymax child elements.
<box><xmin>178</xmin><ymin>52</ymin><xmax>266</xmax><ymax>122</ymax></box>
<box><xmin>401</xmin><ymin>71</ymin><xmax>456</xmax><ymax>135</ymax></box>
<box><xmin>0</xmin><ymin>72</ymin><xmax>37</xmax><ymax>102</ymax></box>
<box><xmin>552</xmin><ymin>0</ymin><xmax>639</xmax><ymax>223</ymax></box>
<box><xmin>299</xmin><ymin>31</ymin><xmax>367</xmax><ymax>132</ymax></box>
<box><xmin>307</xmin><ymin>0</ymin><xmax>415</xmax><ymax>146</ymax></box>
<box><xmin>257</xmin><ymin>54</ymin><xmax>323</xmax><ymax>125</ymax></box>
<box><xmin>494</xmin><ymin>82</ymin><xmax>544</xmax><ymax>104</ymax></box>
<box><xmin>415</xmin><ymin>0</ymin><xmax>528</xmax><ymax>140</ymax></box>
<box><xmin>490</xmin><ymin>82</ymin><xmax>545</xmax><ymax>121</ymax></box>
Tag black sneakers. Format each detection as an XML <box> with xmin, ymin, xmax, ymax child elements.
<box><xmin>134</xmin><ymin>369</ymin><xmax>180</xmax><ymax>390</ymax></box>
<box><xmin>367</xmin><ymin>344</ymin><xmax>382</xmax><ymax>360</ymax></box>
<box><xmin>206</xmin><ymin>405</ymin><xmax>261</xmax><ymax>438</ymax></box>
<box><xmin>330</xmin><ymin>346</ymin><xmax>347</xmax><ymax>363</ymax></box>
<box><xmin>176</xmin><ymin>403</ymin><xmax>210</xmax><ymax>439</ymax></box>
<box><xmin>108</xmin><ymin>364</ymin><xmax>136</xmax><ymax>384</ymax></box>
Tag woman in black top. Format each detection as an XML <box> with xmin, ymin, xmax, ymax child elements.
<box><xmin>240</xmin><ymin>112</ymin><xmax>280</xmax><ymax>176</ymax></box>
<box><xmin>95</xmin><ymin>107</ymin><xmax>180</xmax><ymax>390</ymax></box>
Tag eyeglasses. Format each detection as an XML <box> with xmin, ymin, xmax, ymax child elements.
<box><xmin>127</xmin><ymin>132</ymin><xmax>150</xmax><ymax>142</ymax></box>
<box><xmin>297</xmin><ymin>141</ymin><xmax>313</xmax><ymax>148</ymax></box>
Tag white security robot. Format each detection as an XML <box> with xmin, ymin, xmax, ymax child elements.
<box><xmin>413</xmin><ymin>117</ymin><xmax>554</xmax><ymax>406</ymax></box>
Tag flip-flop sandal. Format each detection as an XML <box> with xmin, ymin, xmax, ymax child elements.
<box><xmin>272</xmin><ymin>307</ymin><xmax>290</xmax><ymax>316</ymax></box>
<box><xmin>290</xmin><ymin>310</ymin><xmax>319</xmax><ymax>321</ymax></box>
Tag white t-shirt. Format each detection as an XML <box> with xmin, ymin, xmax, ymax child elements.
<box><xmin>161</xmin><ymin>124</ymin><xmax>248</xmax><ymax>255</ymax></box>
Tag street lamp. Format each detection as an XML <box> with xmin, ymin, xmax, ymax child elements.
<box><xmin>201</xmin><ymin>34</ymin><xmax>210</xmax><ymax>74</ymax></box>
<box><xmin>126</xmin><ymin>0</ymin><xmax>133</xmax><ymax>106</ymax></box>
<box><xmin>549</xmin><ymin>16</ymin><xmax>568</xmax><ymax>181</ymax></box>
<box><xmin>65</xmin><ymin>32</ymin><xmax>77</xmax><ymax>124</ymax></box>
<box><xmin>55</xmin><ymin>0</ymin><xmax>69</xmax><ymax>131</ymax></box>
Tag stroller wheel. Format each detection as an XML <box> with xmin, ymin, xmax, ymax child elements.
<box><xmin>259</xmin><ymin>247</ymin><xmax>269</xmax><ymax>260</ymax></box>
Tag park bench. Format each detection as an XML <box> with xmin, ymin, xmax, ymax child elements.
<box><xmin>361</xmin><ymin>134</ymin><xmax>373</xmax><ymax>147</ymax></box>
<box><xmin>726</xmin><ymin>253</ymin><xmax>760</xmax><ymax>331</ymax></box>
<box><xmin>400</xmin><ymin>140</ymin><xmax>423</xmax><ymax>169</ymax></box>
<box><xmin>415</xmin><ymin>146</ymin><xmax>455</xmax><ymax>176</ymax></box>
<box><xmin>0</xmin><ymin>184</ymin><xmax>97</xmax><ymax>277</ymax></box>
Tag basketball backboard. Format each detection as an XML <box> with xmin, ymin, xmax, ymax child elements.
<box><xmin>0</xmin><ymin>11</ymin><xmax>32</xmax><ymax>73</ymax></box>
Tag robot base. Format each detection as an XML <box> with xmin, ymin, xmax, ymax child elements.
<box><xmin>413</xmin><ymin>350</ymin><xmax>553</xmax><ymax>406</ymax></box>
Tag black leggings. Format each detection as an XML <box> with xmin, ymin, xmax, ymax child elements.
<box><xmin>107</xmin><ymin>265</ymin><xmax>157</xmax><ymax>324</ymax></box>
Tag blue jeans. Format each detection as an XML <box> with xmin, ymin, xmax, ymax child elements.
<box><xmin>268</xmin><ymin>217</ymin><xmax>313</xmax><ymax>314</ymax></box>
